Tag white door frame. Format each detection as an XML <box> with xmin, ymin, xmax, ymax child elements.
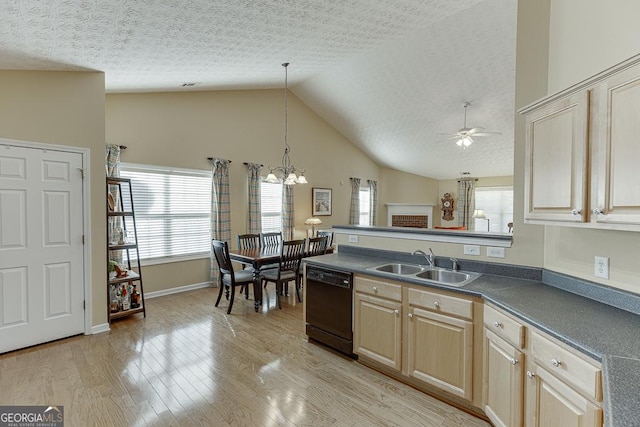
<box><xmin>0</xmin><ymin>137</ymin><xmax>93</xmax><ymax>336</ymax></box>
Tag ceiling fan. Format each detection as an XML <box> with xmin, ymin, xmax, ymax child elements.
<box><xmin>439</xmin><ymin>102</ymin><xmax>501</xmax><ymax>147</ymax></box>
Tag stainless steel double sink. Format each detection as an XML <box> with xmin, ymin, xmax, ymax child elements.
<box><xmin>366</xmin><ymin>262</ymin><xmax>479</xmax><ymax>287</ymax></box>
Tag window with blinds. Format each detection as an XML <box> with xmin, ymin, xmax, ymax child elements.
<box><xmin>474</xmin><ymin>186</ymin><xmax>514</xmax><ymax>233</ymax></box>
<box><xmin>119</xmin><ymin>163</ymin><xmax>212</xmax><ymax>263</ymax></box>
<box><xmin>261</xmin><ymin>179</ymin><xmax>283</xmax><ymax>233</ymax></box>
<box><xmin>359</xmin><ymin>187</ymin><xmax>371</xmax><ymax>225</ymax></box>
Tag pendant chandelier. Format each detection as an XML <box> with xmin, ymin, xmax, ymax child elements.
<box><xmin>265</xmin><ymin>62</ymin><xmax>308</xmax><ymax>185</ymax></box>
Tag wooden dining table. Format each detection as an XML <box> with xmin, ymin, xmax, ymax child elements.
<box><xmin>228</xmin><ymin>245</ymin><xmax>281</xmax><ymax>311</ymax></box>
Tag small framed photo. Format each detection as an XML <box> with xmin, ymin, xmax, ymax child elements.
<box><xmin>312</xmin><ymin>188</ymin><xmax>332</xmax><ymax>216</ymax></box>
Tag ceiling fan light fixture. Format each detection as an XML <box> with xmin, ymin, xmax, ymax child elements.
<box><xmin>462</xmin><ymin>136</ymin><xmax>473</xmax><ymax>147</ymax></box>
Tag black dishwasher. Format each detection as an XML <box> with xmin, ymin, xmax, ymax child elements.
<box><xmin>305</xmin><ymin>265</ymin><xmax>356</xmax><ymax>357</ymax></box>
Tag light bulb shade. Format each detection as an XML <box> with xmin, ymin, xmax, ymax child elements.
<box><xmin>265</xmin><ymin>172</ymin><xmax>279</xmax><ymax>183</ymax></box>
<box><xmin>304</xmin><ymin>217</ymin><xmax>322</xmax><ymax>226</ymax></box>
<box><xmin>462</xmin><ymin>136</ymin><xmax>473</xmax><ymax>146</ymax></box>
<box><xmin>296</xmin><ymin>174</ymin><xmax>308</xmax><ymax>184</ymax></box>
<box><xmin>472</xmin><ymin>209</ymin><xmax>486</xmax><ymax>219</ymax></box>
<box><xmin>456</xmin><ymin>138</ymin><xmax>463</xmax><ymax>146</ymax></box>
<box><xmin>286</xmin><ymin>172</ymin><xmax>298</xmax><ymax>181</ymax></box>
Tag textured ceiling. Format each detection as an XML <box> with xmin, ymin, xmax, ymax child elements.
<box><xmin>0</xmin><ymin>0</ymin><xmax>516</xmax><ymax>180</ymax></box>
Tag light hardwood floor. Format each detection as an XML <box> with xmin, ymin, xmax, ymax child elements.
<box><xmin>0</xmin><ymin>287</ymin><xmax>490</xmax><ymax>426</ymax></box>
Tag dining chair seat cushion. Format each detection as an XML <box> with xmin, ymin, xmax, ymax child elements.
<box><xmin>260</xmin><ymin>269</ymin><xmax>296</xmax><ymax>282</ymax></box>
<box><xmin>222</xmin><ymin>269</ymin><xmax>254</xmax><ymax>285</ymax></box>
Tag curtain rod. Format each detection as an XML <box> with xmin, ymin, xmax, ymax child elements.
<box><xmin>243</xmin><ymin>162</ymin><xmax>264</xmax><ymax>166</ymax></box>
<box><xmin>207</xmin><ymin>157</ymin><xmax>232</xmax><ymax>163</ymax></box>
<box><xmin>119</xmin><ymin>145</ymin><xmax>127</xmax><ymax>150</ymax></box>
<box><xmin>457</xmin><ymin>178</ymin><xmax>478</xmax><ymax>182</ymax></box>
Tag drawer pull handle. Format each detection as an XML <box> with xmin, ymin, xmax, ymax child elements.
<box><xmin>372</xmin><ymin>287</ymin><xmax>378</xmax><ymax>292</ymax></box>
<box><xmin>493</xmin><ymin>321</ymin><xmax>503</xmax><ymax>328</ymax></box>
<box><xmin>408</xmin><ymin>313</ymin><xmax>413</xmax><ymax>319</ymax></box>
<box><xmin>551</xmin><ymin>358</ymin><xmax>561</xmax><ymax>367</ymax></box>
<box><xmin>527</xmin><ymin>371</ymin><xmax>535</xmax><ymax>379</ymax></box>
<box><xmin>510</xmin><ymin>358</ymin><xmax>518</xmax><ymax>365</ymax></box>
<box><xmin>433</xmin><ymin>301</ymin><xmax>440</xmax><ymax>308</ymax></box>
<box><xmin>393</xmin><ymin>309</ymin><xmax>399</xmax><ymax>316</ymax></box>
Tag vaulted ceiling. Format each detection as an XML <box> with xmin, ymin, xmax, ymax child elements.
<box><xmin>0</xmin><ymin>0</ymin><xmax>516</xmax><ymax>180</ymax></box>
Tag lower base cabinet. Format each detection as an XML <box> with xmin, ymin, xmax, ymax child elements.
<box><xmin>353</xmin><ymin>277</ymin><xmax>604</xmax><ymax>427</ymax></box>
<box><xmin>407</xmin><ymin>306</ymin><xmax>473</xmax><ymax>400</ymax></box>
<box><xmin>525</xmin><ymin>364</ymin><xmax>602</xmax><ymax>427</ymax></box>
<box><xmin>484</xmin><ymin>329</ymin><xmax>524</xmax><ymax>427</ymax></box>
<box><xmin>354</xmin><ymin>275</ymin><xmax>477</xmax><ymax>403</ymax></box>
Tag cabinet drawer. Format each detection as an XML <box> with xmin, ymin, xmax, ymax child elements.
<box><xmin>407</xmin><ymin>287</ymin><xmax>473</xmax><ymax>320</ymax></box>
<box><xmin>484</xmin><ymin>304</ymin><xmax>526</xmax><ymax>349</ymax></box>
<box><xmin>529</xmin><ymin>330</ymin><xmax>602</xmax><ymax>401</ymax></box>
<box><xmin>355</xmin><ymin>276</ymin><xmax>402</xmax><ymax>301</ymax></box>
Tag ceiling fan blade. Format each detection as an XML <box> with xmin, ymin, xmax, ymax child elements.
<box><xmin>472</xmin><ymin>131</ymin><xmax>502</xmax><ymax>137</ymax></box>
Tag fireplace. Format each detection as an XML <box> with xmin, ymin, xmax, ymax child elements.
<box><xmin>386</xmin><ymin>204</ymin><xmax>434</xmax><ymax>229</ymax></box>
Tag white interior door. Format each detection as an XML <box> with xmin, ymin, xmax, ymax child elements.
<box><xmin>0</xmin><ymin>145</ymin><xmax>85</xmax><ymax>353</ymax></box>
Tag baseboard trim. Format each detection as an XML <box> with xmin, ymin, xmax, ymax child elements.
<box><xmin>91</xmin><ymin>323</ymin><xmax>110</xmax><ymax>335</ymax></box>
<box><xmin>145</xmin><ymin>282</ymin><xmax>212</xmax><ymax>299</ymax></box>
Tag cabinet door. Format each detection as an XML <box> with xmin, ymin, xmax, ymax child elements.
<box><xmin>525</xmin><ymin>364</ymin><xmax>602</xmax><ymax>427</ymax></box>
<box><xmin>484</xmin><ymin>329</ymin><xmax>524</xmax><ymax>427</ymax></box>
<box><xmin>353</xmin><ymin>292</ymin><xmax>402</xmax><ymax>371</ymax></box>
<box><xmin>591</xmin><ymin>62</ymin><xmax>640</xmax><ymax>226</ymax></box>
<box><xmin>406</xmin><ymin>307</ymin><xmax>473</xmax><ymax>400</ymax></box>
<box><xmin>524</xmin><ymin>91</ymin><xmax>589</xmax><ymax>223</ymax></box>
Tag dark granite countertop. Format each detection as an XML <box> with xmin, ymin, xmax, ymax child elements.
<box><xmin>303</xmin><ymin>247</ymin><xmax>640</xmax><ymax>427</ymax></box>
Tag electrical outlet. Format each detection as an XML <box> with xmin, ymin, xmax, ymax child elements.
<box><xmin>348</xmin><ymin>235</ymin><xmax>359</xmax><ymax>243</ymax></box>
<box><xmin>594</xmin><ymin>256</ymin><xmax>609</xmax><ymax>279</ymax></box>
<box><xmin>463</xmin><ymin>245</ymin><xmax>480</xmax><ymax>256</ymax></box>
<box><xmin>487</xmin><ymin>247</ymin><xmax>505</xmax><ymax>258</ymax></box>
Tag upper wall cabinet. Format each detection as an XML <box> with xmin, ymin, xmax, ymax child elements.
<box><xmin>520</xmin><ymin>54</ymin><xmax>640</xmax><ymax>231</ymax></box>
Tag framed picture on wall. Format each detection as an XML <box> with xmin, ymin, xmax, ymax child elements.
<box><xmin>312</xmin><ymin>188</ymin><xmax>332</xmax><ymax>216</ymax></box>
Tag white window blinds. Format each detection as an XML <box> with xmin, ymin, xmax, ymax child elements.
<box><xmin>120</xmin><ymin>163</ymin><xmax>212</xmax><ymax>263</ymax></box>
<box><xmin>359</xmin><ymin>187</ymin><xmax>371</xmax><ymax>226</ymax></box>
<box><xmin>261</xmin><ymin>179</ymin><xmax>283</xmax><ymax>233</ymax></box>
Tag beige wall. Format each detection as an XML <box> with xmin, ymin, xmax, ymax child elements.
<box><xmin>0</xmin><ymin>70</ymin><xmax>107</xmax><ymax>326</ymax></box>
<box><xmin>378</xmin><ymin>167</ymin><xmax>439</xmax><ymax>226</ymax></box>
<box><xmin>541</xmin><ymin>0</ymin><xmax>640</xmax><ymax>293</ymax></box>
<box><xmin>105</xmin><ymin>89</ymin><xmax>381</xmax><ymax>292</ymax></box>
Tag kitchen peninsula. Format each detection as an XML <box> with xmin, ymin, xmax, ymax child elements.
<box><xmin>303</xmin><ymin>243</ymin><xmax>640</xmax><ymax>427</ymax></box>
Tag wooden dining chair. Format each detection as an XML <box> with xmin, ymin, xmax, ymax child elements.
<box><xmin>317</xmin><ymin>230</ymin><xmax>333</xmax><ymax>250</ymax></box>
<box><xmin>236</xmin><ymin>233</ymin><xmax>261</xmax><ymax>298</ymax></box>
<box><xmin>259</xmin><ymin>239</ymin><xmax>305</xmax><ymax>309</ymax></box>
<box><xmin>212</xmin><ymin>240</ymin><xmax>256</xmax><ymax>314</ymax></box>
<box><xmin>260</xmin><ymin>231</ymin><xmax>282</xmax><ymax>247</ymax></box>
<box><xmin>306</xmin><ymin>235</ymin><xmax>328</xmax><ymax>257</ymax></box>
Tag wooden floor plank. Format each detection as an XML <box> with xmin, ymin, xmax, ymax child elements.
<box><xmin>0</xmin><ymin>287</ymin><xmax>489</xmax><ymax>427</ymax></box>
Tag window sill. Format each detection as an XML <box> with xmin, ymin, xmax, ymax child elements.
<box><xmin>138</xmin><ymin>253</ymin><xmax>210</xmax><ymax>267</ymax></box>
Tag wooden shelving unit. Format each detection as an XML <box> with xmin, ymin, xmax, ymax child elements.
<box><xmin>107</xmin><ymin>177</ymin><xmax>146</xmax><ymax>322</ymax></box>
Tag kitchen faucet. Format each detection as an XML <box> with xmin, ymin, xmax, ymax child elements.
<box><xmin>412</xmin><ymin>248</ymin><xmax>435</xmax><ymax>266</ymax></box>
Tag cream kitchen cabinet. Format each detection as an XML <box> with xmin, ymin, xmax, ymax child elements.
<box><xmin>483</xmin><ymin>304</ymin><xmax>526</xmax><ymax>427</ymax></box>
<box><xmin>520</xmin><ymin>54</ymin><xmax>640</xmax><ymax>230</ymax></box>
<box><xmin>406</xmin><ymin>287</ymin><xmax>474</xmax><ymax>400</ymax></box>
<box><xmin>525</xmin><ymin>329</ymin><xmax>603</xmax><ymax>427</ymax></box>
<box><xmin>353</xmin><ymin>276</ymin><xmax>403</xmax><ymax>371</ymax></box>
<box><xmin>354</xmin><ymin>275</ymin><xmax>477</xmax><ymax>403</ymax></box>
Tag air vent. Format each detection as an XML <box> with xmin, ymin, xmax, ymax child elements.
<box><xmin>181</xmin><ymin>82</ymin><xmax>201</xmax><ymax>87</ymax></box>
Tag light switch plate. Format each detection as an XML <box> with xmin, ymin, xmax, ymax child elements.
<box><xmin>348</xmin><ymin>235</ymin><xmax>359</xmax><ymax>243</ymax></box>
<box><xmin>487</xmin><ymin>247</ymin><xmax>505</xmax><ymax>258</ymax></box>
<box><xmin>463</xmin><ymin>245</ymin><xmax>480</xmax><ymax>256</ymax></box>
<box><xmin>595</xmin><ymin>256</ymin><xmax>609</xmax><ymax>279</ymax></box>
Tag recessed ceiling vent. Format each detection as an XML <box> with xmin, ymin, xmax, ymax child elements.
<box><xmin>181</xmin><ymin>82</ymin><xmax>201</xmax><ymax>87</ymax></box>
